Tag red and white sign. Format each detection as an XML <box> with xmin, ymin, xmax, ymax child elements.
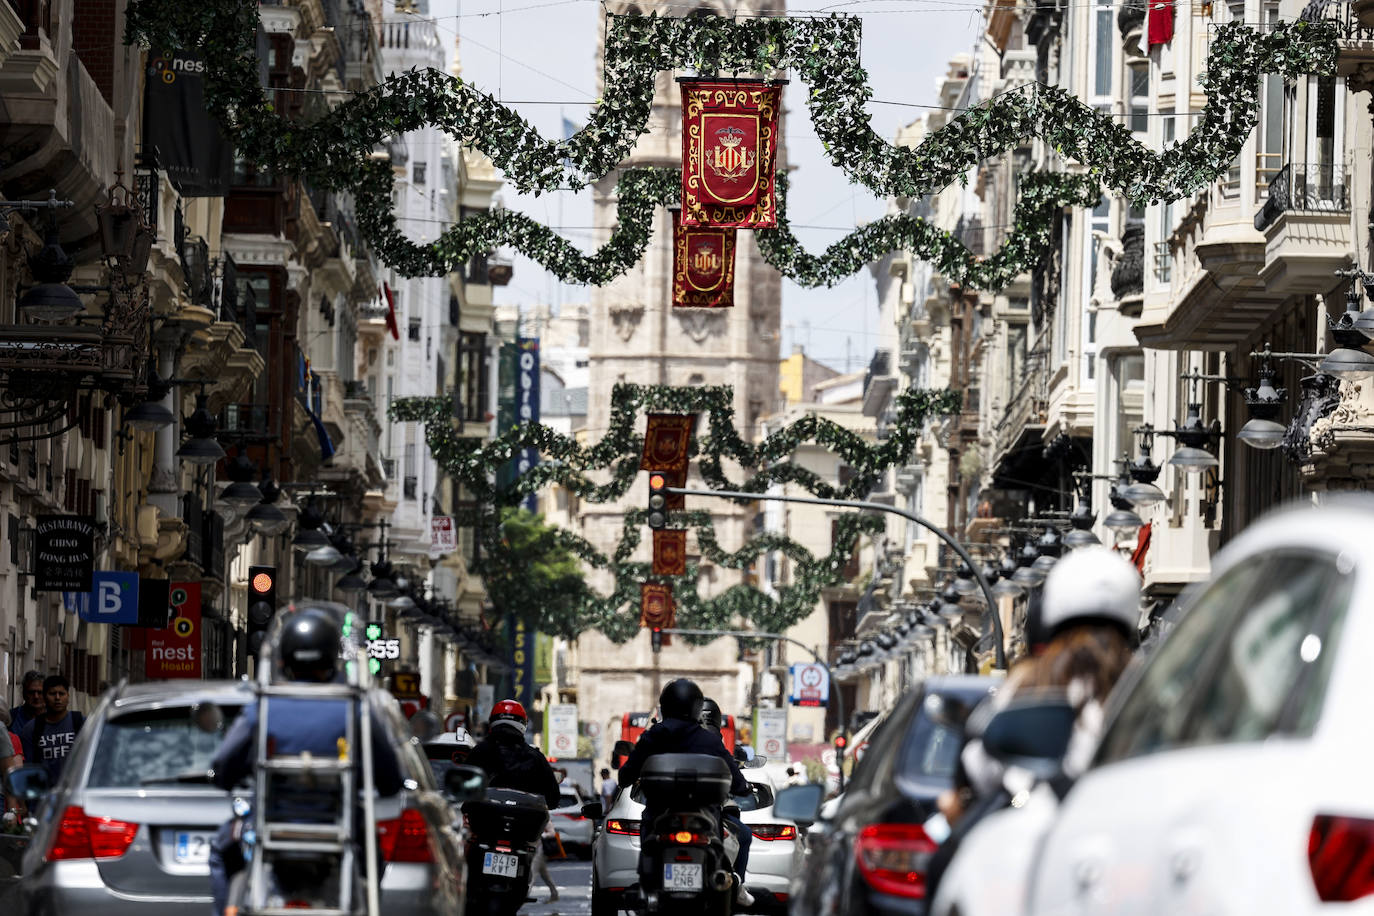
<box><xmin>146</xmin><ymin>582</ymin><xmax>201</xmax><ymax>679</ymax></box>
<box><xmin>445</xmin><ymin>712</ymin><xmax>467</xmax><ymax>732</ymax></box>
<box><xmin>431</xmin><ymin>516</ymin><xmax>457</xmax><ymax>555</ymax></box>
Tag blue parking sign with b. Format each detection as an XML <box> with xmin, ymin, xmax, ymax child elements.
<box><xmin>75</xmin><ymin>572</ymin><xmax>141</xmax><ymax>625</ymax></box>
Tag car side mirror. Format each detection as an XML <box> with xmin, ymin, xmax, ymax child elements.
<box><xmin>610</xmin><ymin>739</ymin><xmax>633</xmax><ymax>770</ymax></box>
<box><xmin>979</xmin><ymin>692</ymin><xmax>1077</xmax><ymax>779</ymax></box>
<box><xmin>772</xmin><ymin>783</ymin><xmax>824</xmax><ymax>828</ymax></box>
<box><xmin>4</xmin><ymin>763</ymin><xmax>52</xmax><ymax>804</ymax></box>
<box><xmin>580</xmin><ymin>801</ymin><xmax>603</xmax><ymax>820</ymax></box>
<box><xmin>442</xmin><ymin>764</ymin><xmax>487</xmax><ymax>804</ymax></box>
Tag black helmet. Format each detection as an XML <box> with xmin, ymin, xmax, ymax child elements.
<box><xmin>659</xmin><ymin>678</ymin><xmax>704</xmax><ymax>722</ymax></box>
<box><xmin>699</xmin><ymin>697</ymin><xmax>722</xmax><ymax>732</ymax></box>
<box><xmin>279</xmin><ymin>607</ymin><xmax>340</xmax><ymax>681</ymax></box>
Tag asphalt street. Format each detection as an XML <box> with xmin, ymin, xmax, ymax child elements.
<box><xmin>525</xmin><ymin>859</ymin><xmax>593</xmax><ymax>916</ymax></box>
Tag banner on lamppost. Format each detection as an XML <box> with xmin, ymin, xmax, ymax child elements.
<box><xmin>34</xmin><ymin>515</ymin><xmax>97</xmax><ymax>592</ymax></box>
<box><xmin>515</xmin><ymin>337</ymin><xmax>541</xmax><ymax>512</ymax></box>
<box><xmin>680</xmin><ymin>79</ymin><xmax>781</xmax><ymax>229</ymax></box>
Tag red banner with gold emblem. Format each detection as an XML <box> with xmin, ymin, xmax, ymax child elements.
<box><xmin>662</xmin><ymin>467</ymin><xmax>686</xmax><ymax>511</ymax></box>
<box><xmin>652</xmin><ymin>529</ymin><xmax>688</xmax><ymax>577</ymax></box>
<box><xmin>640</xmin><ymin>582</ymin><xmax>675</xmax><ymax>630</ymax></box>
<box><xmin>641</xmin><ymin>413</ymin><xmax>697</xmax><ymax>473</ymax></box>
<box><xmin>681</xmin><ymin>79</ymin><xmax>781</xmax><ymax>228</ymax></box>
<box><xmin>673</xmin><ymin>210</ymin><xmax>736</xmax><ymax>308</ymax></box>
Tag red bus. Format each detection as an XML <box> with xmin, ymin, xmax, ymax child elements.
<box><xmin>621</xmin><ymin>711</ymin><xmax>735</xmax><ymax>752</ymax></box>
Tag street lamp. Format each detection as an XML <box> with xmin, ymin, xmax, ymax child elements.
<box><xmin>1238</xmin><ymin>345</ymin><xmax>1287</xmax><ymax>450</ymax></box>
<box><xmin>1322</xmin><ymin>269</ymin><xmax>1374</xmax><ymax>380</ymax></box>
<box><xmin>1121</xmin><ymin>431</ymin><xmax>1166</xmax><ymax>507</ymax></box>
<box><xmin>219</xmin><ymin>453</ymin><xmax>266</xmax><ymax>512</ymax></box>
<box><xmin>292</xmin><ymin>498</ymin><xmax>330</xmax><ymax>552</ymax></box>
<box><xmin>246</xmin><ymin>473</ymin><xmax>290</xmax><ymax>535</ymax></box>
<box><xmin>123</xmin><ymin>369</ymin><xmax>175</xmax><ymax>431</ymax></box>
<box><xmin>176</xmin><ymin>392</ymin><xmax>226</xmax><ymax>465</ymax></box>
<box><xmin>1158</xmin><ymin>371</ymin><xmax>1220</xmax><ymax>475</ymax></box>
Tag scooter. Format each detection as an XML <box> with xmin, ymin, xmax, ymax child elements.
<box><xmin>225</xmin><ymin>796</ymin><xmax>360</xmax><ymax>912</ymax></box>
<box><xmin>634</xmin><ymin>753</ymin><xmax>738</xmax><ymax>916</ymax></box>
<box><xmin>462</xmin><ymin>788</ymin><xmax>550</xmax><ymax>916</ymax></box>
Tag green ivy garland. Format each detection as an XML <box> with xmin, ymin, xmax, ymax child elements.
<box><xmin>126</xmin><ymin>3</ymin><xmax>1334</xmax><ymax>205</ymax></box>
<box><xmin>390</xmin><ymin>383</ymin><xmax>961</xmax><ymax>507</ymax></box>
<box><xmin>125</xmin><ymin>3</ymin><xmax>1335</xmax><ymax>285</ymax></box>
<box><xmin>393</xmin><ymin>382</ymin><xmax>955</xmax><ymax>638</ymax></box>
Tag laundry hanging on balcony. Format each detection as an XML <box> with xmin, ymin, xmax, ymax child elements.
<box><xmin>1148</xmin><ymin>0</ymin><xmax>1175</xmax><ymax>45</ymax></box>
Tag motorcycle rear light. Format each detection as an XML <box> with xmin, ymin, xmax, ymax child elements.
<box><xmin>854</xmin><ymin>822</ymin><xmax>937</xmax><ymax>899</ymax></box>
<box><xmin>606</xmin><ymin>819</ymin><xmax>640</xmax><ymax>835</ymax></box>
<box><xmin>659</xmin><ymin>830</ymin><xmax>709</xmax><ymax>845</ymax></box>
<box><xmin>751</xmin><ymin>824</ymin><xmax>797</xmax><ymax>840</ymax></box>
<box><xmin>1310</xmin><ymin>814</ymin><xmax>1374</xmax><ymax>901</ymax></box>
<box><xmin>557</xmin><ymin>812</ymin><xmax>586</xmax><ymax>820</ymax></box>
<box><xmin>377</xmin><ymin>808</ymin><xmax>434</xmax><ymax>863</ymax></box>
<box><xmin>46</xmin><ymin>806</ymin><xmax>139</xmax><ymax>861</ymax></box>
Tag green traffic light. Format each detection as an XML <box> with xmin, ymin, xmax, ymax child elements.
<box><xmin>365</xmin><ymin>623</ymin><xmax>383</xmax><ymax>641</ymax></box>
<box><xmin>369</xmin><ymin>658</ymin><xmax>382</xmax><ymax>675</ymax></box>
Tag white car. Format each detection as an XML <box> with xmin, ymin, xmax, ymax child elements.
<box><xmin>936</xmin><ymin>497</ymin><xmax>1374</xmax><ymax>916</ymax></box>
<box><xmin>551</xmin><ymin>781</ymin><xmax>595</xmax><ymax>854</ymax></box>
<box><xmin>591</xmin><ymin>771</ymin><xmax>803</xmax><ymax>915</ymax></box>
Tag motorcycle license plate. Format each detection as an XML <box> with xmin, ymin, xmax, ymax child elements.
<box><xmin>483</xmin><ymin>852</ymin><xmax>520</xmax><ymax>878</ymax></box>
<box><xmin>663</xmin><ymin>863</ymin><xmax>703</xmax><ymax>891</ymax></box>
<box><xmin>174</xmin><ymin>831</ymin><xmax>213</xmax><ymax>865</ymax></box>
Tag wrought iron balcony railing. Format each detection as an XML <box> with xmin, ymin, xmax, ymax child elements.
<box><xmin>1254</xmin><ymin>161</ymin><xmax>1350</xmax><ymax>230</ymax></box>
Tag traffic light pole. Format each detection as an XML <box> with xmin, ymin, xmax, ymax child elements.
<box><xmin>660</xmin><ymin>626</ymin><xmax>848</xmax><ymax>792</ymax></box>
<box><xmin>664</xmin><ymin>486</ymin><xmax>1008</xmax><ymax>671</ymax></box>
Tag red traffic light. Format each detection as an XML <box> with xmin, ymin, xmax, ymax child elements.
<box><xmin>649</xmin><ymin>473</ymin><xmax>666</xmax><ymax>490</ymax></box>
<box><xmin>251</xmin><ymin>571</ymin><xmax>274</xmax><ymax>593</ymax></box>
<box><xmin>834</xmin><ymin>735</ymin><xmax>848</xmax><ymax>749</ymax></box>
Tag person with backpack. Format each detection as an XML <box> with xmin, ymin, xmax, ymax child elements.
<box><xmin>17</xmin><ymin>674</ymin><xmax>84</xmax><ymax>782</ymax></box>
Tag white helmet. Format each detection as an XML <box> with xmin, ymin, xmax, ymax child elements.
<box><xmin>1040</xmin><ymin>545</ymin><xmax>1141</xmax><ymax>637</ymax></box>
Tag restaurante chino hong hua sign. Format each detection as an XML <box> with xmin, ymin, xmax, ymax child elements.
<box><xmin>34</xmin><ymin>514</ymin><xmax>97</xmax><ymax>592</ymax></box>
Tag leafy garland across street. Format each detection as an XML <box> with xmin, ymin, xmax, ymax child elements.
<box><xmin>125</xmin><ymin>3</ymin><xmax>1335</xmax><ymax>282</ymax></box>
<box><xmin>393</xmin><ymin>383</ymin><xmax>958</xmax><ymax>638</ymax></box>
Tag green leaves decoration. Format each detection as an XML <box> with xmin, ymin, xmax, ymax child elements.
<box><xmin>391</xmin><ymin>383</ymin><xmax>958</xmax><ymax>639</ymax></box>
<box><xmin>124</xmin><ymin>2</ymin><xmax>1336</xmax><ymax>287</ymax></box>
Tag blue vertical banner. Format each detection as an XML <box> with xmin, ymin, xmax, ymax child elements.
<box><xmin>515</xmin><ymin>337</ymin><xmax>541</xmax><ymax>512</ymax></box>
<box><xmin>508</xmin><ymin>615</ymin><xmax>535</xmax><ymax>711</ymax></box>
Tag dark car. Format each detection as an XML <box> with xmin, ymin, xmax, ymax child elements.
<box><xmin>789</xmin><ymin>676</ymin><xmax>999</xmax><ymax>916</ymax></box>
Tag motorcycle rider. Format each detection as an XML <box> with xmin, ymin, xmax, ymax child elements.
<box><xmin>466</xmin><ymin>699</ymin><xmax>562</xmax><ymax>807</ymax></box>
<box><xmin>698</xmin><ymin>696</ymin><xmax>753</xmax><ymax>904</ymax></box>
<box><xmin>618</xmin><ymin>679</ymin><xmax>755</xmax><ymax>907</ymax></box>
<box><xmin>207</xmin><ymin>605</ymin><xmax>404</xmax><ymax>916</ymax></box>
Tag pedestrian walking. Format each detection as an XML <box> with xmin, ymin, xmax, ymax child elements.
<box><xmin>9</xmin><ymin>670</ymin><xmax>44</xmax><ymax>734</ymax></box>
<box><xmin>0</xmin><ymin>706</ymin><xmax>20</xmax><ymax>769</ymax></box>
<box><xmin>17</xmin><ymin>674</ymin><xmax>85</xmax><ymax>782</ymax></box>
<box><xmin>785</xmin><ymin>766</ymin><xmax>806</xmax><ymax>786</ymax></box>
<box><xmin>599</xmin><ymin>767</ymin><xmax>617</xmax><ymax>810</ymax></box>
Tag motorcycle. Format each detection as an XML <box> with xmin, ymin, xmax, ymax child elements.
<box><xmin>462</xmin><ymin>788</ymin><xmax>549</xmax><ymax>916</ymax></box>
<box><xmin>634</xmin><ymin>753</ymin><xmax>738</xmax><ymax>916</ymax></box>
<box><xmin>225</xmin><ymin>796</ymin><xmax>359</xmax><ymax>912</ymax></box>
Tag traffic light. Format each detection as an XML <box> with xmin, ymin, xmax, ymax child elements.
<box><xmin>834</xmin><ymin>733</ymin><xmax>848</xmax><ymax>761</ymax></box>
<box><xmin>246</xmin><ymin>565</ymin><xmax>278</xmax><ymax>662</ymax></box>
<box><xmin>651</xmin><ymin>626</ymin><xmax>663</xmax><ymax>654</ymax></box>
<box><xmin>647</xmin><ymin>473</ymin><xmax>668</xmax><ymax>530</ymax></box>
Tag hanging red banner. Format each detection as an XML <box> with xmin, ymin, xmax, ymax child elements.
<box><xmin>1148</xmin><ymin>0</ymin><xmax>1174</xmax><ymax>45</ymax></box>
<box><xmin>681</xmin><ymin>79</ymin><xmax>781</xmax><ymax>228</ymax></box>
<box><xmin>663</xmin><ymin>467</ymin><xmax>687</xmax><ymax>512</ymax></box>
<box><xmin>641</xmin><ymin>413</ymin><xmax>697</xmax><ymax>473</ymax></box>
<box><xmin>672</xmin><ymin>210</ymin><xmax>736</xmax><ymax>308</ymax></box>
<box><xmin>652</xmin><ymin>529</ymin><xmax>688</xmax><ymax>577</ymax></box>
<box><xmin>640</xmin><ymin>583</ymin><xmax>675</xmax><ymax>629</ymax></box>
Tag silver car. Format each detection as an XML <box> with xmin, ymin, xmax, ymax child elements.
<box><xmin>591</xmin><ymin>773</ymin><xmax>803</xmax><ymax>914</ymax></box>
<box><xmin>13</xmin><ymin>679</ymin><xmax>465</xmax><ymax>915</ymax></box>
<box><xmin>550</xmin><ymin>782</ymin><xmax>594</xmax><ymax>855</ymax></box>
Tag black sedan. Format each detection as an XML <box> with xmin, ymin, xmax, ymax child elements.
<box><xmin>789</xmin><ymin>675</ymin><xmax>999</xmax><ymax>916</ymax></box>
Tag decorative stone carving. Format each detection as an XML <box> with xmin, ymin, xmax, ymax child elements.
<box><xmin>675</xmin><ymin>310</ymin><xmax>727</xmax><ymax>343</ymax></box>
<box><xmin>1110</xmin><ymin>223</ymin><xmax>1145</xmax><ymax>299</ymax></box>
<box><xmin>1284</xmin><ymin>373</ymin><xmax>1341</xmax><ymax>462</ymax></box>
<box><xmin>608</xmin><ymin>303</ymin><xmax>643</xmax><ymax>342</ymax></box>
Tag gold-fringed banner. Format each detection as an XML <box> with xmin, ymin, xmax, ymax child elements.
<box><xmin>681</xmin><ymin>79</ymin><xmax>780</xmax><ymax>228</ymax></box>
<box><xmin>640</xmin><ymin>413</ymin><xmax>697</xmax><ymax>473</ymax></box>
<box><xmin>672</xmin><ymin>210</ymin><xmax>736</xmax><ymax>308</ymax></box>
<box><xmin>640</xmin><ymin>582</ymin><xmax>675</xmax><ymax>631</ymax></box>
<box><xmin>652</xmin><ymin>529</ymin><xmax>688</xmax><ymax>576</ymax></box>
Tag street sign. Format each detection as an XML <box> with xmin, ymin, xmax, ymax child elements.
<box><xmin>146</xmin><ymin>582</ymin><xmax>202</xmax><ymax>679</ymax></box>
<box><xmin>392</xmin><ymin>671</ymin><xmax>421</xmax><ymax>699</ymax></box>
<box><xmin>755</xmin><ymin>707</ymin><xmax>787</xmax><ymax>760</ymax></box>
<box><xmin>445</xmin><ymin>712</ymin><xmax>467</xmax><ymax>732</ymax></box>
<box><xmin>547</xmin><ymin>703</ymin><xmax>578</xmax><ymax>758</ymax></box>
<box><xmin>788</xmin><ymin>662</ymin><xmax>830</xmax><ymax>708</ymax></box>
<box><xmin>431</xmin><ymin>516</ymin><xmax>456</xmax><ymax>555</ymax></box>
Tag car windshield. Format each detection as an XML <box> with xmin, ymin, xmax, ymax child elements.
<box><xmin>558</xmin><ymin>792</ymin><xmax>580</xmax><ymax>808</ymax></box>
<box><xmin>87</xmin><ymin>704</ymin><xmax>244</xmax><ymax>789</ymax></box>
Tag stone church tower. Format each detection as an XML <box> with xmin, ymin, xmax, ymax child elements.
<box><xmin>574</xmin><ymin>0</ymin><xmax>785</xmax><ymax>750</ymax></box>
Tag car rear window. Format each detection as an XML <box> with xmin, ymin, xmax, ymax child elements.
<box><xmin>86</xmin><ymin>705</ymin><xmax>243</xmax><ymax>789</ymax></box>
<box><xmin>559</xmin><ymin>793</ymin><xmax>579</xmax><ymax>808</ymax></box>
<box><xmin>736</xmin><ymin>782</ymin><xmax>774</xmax><ymax>812</ymax></box>
<box><xmin>895</xmin><ymin>702</ymin><xmax>965</xmax><ymax>782</ymax></box>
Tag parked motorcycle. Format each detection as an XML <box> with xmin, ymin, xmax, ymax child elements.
<box><xmin>635</xmin><ymin>753</ymin><xmax>737</xmax><ymax>916</ymax></box>
<box><xmin>462</xmin><ymin>788</ymin><xmax>549</xmax><ymax>916</ymax></box>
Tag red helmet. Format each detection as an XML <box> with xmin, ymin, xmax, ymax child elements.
<box><xmin>490</xmin><ymin>699</ymin><xmax>528</xmax><ymax>733</ymax></box>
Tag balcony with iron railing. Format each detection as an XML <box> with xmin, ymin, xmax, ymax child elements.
<box><xmin>1255</xmin><ymin>161</ymin><xmax>1352</xmax><ymax>295</ymax></box>
<box><xmin>862</xmin><ymin>349</ymin><xmax>896</xmax><ymax>418</ymax></box>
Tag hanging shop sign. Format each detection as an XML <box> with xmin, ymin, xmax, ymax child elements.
<box><xmin>680</xmin><ymin>79</ymin><xmax>781</xmax><ymax>228</ymax></box>
<box><xmin>146</xmin><ymin>581</ymin><xmax>201</xmax><ymax>679</ymax></box>
<box><xmin>33</xmin><ymin>515</ymin><xmax>97</xmax><ymax>592</ymax></box>
<box><xmin>672</xmin><ymin>210</ymin><xmax>736</xmax><ymax>308</ymax></box>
